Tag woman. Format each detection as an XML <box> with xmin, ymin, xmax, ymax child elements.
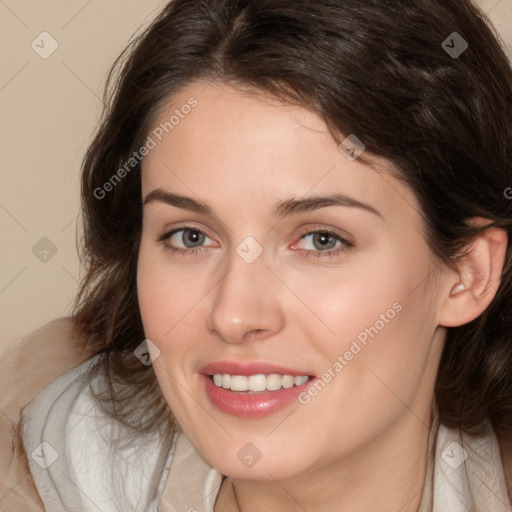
<box><xmin>6</xmin><ymin>0</ymin><xmax>512</xmax><ymax>510</ymax></box>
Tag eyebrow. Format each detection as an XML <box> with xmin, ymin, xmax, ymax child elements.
<box><xmin>143</xmin><ymin>189</ymin><xmax>382</xmax><ymax>218</ymax></box>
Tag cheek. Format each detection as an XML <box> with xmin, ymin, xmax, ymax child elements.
<box><xmin>137</xmin><ymin>244</ymin><xmax>201</xmax><ymax>428</ymax></box>
<box><xmin>295</xmin><ymin>286</ymin><xmax>437</xmax><ymax>455</ymax></box>
<box><xmin>137</xmin><ymin>260</ymin><xmax>169</xmax><ymax>338</ymax></box>
<box><xmin>302</xmin><ymin>248</ymin><xmax>437</xmax><ymax>393</ymax></box>
<box><xmin>136</xmin><ymin>240</ymin><xmax>202</xmax><ymax>339</ymax></box>
<box><xmin>288</xmin><ymin>253</ymin><xmax>414</xmax><ymax>353</ymax></box>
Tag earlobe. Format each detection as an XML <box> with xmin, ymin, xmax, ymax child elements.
<box><xmin>438</xmin><ymin>222</ymin><xmax>508</xmax><ymax>328</ymax></box>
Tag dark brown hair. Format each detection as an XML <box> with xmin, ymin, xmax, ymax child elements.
<box><xmin>73</xmin><ymin>0</ymin><xmax>512</xmax><ymax>439</ymax></box>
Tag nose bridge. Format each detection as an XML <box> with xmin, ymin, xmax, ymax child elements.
<box><xmin>206</xmin><ymin>242</ymin><xmax>284</xmax><ymax>343</ymax></box>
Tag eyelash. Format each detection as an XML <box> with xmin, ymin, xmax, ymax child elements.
<box><xmin>157</xmin><ymin>225</ymin><xmax>353</xmax><ymax>259</ymax></box>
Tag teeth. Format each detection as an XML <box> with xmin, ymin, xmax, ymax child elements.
<box><xmin>230</xmin><ymin>375</ymin><xmax>248</xmax><ymax>391</ymax></box>
<box><xmin>266</xmin><ymin>374</ymin><xmax>282</xmax><ymax>391</ymax></box>
<box><xmin>248</xmin><ymin>374</ymin><xmax>267</xmax><ymax>391</ymax></box>
<box><xmin>211</xmin><ymin>373</ymin><xmax>310</xmax><ymax>392</ymax></box>
<box><xmin>282</xmin><ymin>375</ymin><xmax>295</xmax><ymax>389</ymax></box>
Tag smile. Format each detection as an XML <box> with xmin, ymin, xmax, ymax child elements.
<box><xmin>199</xmin><ymin>362</ymin><xmax>315</xmax><ymax>417</ymax></box>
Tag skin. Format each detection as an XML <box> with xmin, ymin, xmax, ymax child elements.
<box><xmin>136</xmin><ymin>81</ymin><xmax>506</xmax><ymax>511</ymax></box>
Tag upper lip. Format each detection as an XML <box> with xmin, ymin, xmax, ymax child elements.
<box><xmin>200</xmin><ymin>361</ymin><xmax>314</xmax><ymax>377</ymax></box>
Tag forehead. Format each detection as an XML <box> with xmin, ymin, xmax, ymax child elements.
<box><xmin>141</xmin><ymin>81</ymin><xmax>422</xmax><ymax>227</ymax></box>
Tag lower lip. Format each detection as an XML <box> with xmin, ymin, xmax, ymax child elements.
<box><xmin>200</xmin><ymin>374</ymin><xmax>314</xmax><ymax>418</ymax></box>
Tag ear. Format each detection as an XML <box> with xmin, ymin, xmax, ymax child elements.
<box><xmin>437</xmin><ymin>219</ymin><xmax>508</xmax><ymax>328</ymax></box>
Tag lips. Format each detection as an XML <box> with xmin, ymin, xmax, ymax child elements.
<box><xmin>199</xmin><ymin>361</ymin><xmax>315</xmax><ymax>418</ymax></box>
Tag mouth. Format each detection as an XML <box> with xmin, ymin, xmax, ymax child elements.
<box><xmin>199</xmin><ymin>361</ymin><xmax>316</xmax><ymax>417</ymax></box>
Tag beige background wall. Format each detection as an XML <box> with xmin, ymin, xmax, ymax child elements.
<box><xmin>1</xmin><ymin>0</ymin><xmax>511</xmax><ymax>353</ymax></box>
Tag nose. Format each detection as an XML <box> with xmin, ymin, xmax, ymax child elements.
<box><xmin>205</xmin><ymin>249</ymin><xmax>285</xmax><ymax>344</ymax></box>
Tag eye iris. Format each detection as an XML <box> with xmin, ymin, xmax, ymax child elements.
<box><xmin>313</xmin><ymin>232</ymin><xmax>337</xmax><ymax>250</ymax></box>
<box><xmin>183</xmin><ymin>229</ymin><xmax>205</xmax><ymax>248</ymax></box>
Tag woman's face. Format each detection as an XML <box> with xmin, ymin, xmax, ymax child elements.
<box><xmin>137</xmin><ymin>81</ymin><xmax>448</xmax><ymax>480</ymax></box>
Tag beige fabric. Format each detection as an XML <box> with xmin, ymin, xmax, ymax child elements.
<box><xmin>2</xmin><ymin>317</ymin><xmax>512</xmax><ymax>510</ymax></box>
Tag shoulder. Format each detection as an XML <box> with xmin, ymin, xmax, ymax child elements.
<box><xmin>19</xmin><ymin>351</ymin><xmax>109</xmax><ymax>511</ymax></box>
<box><xmin>0</xmin><ymin>317</ymin><xmax>97</xmax><ymax>511</ymax></box>
<box><xmin>0</xmin><ymin>316</ymin><xmax>96</xmax><ymax>421</ymax></box>
<box><xmin>11</xmin><ymin>321</ymin><xmax>175</xmax><ymax>512</ymax></box>
<box><xmin>436</xmin><ymin>419</ymin><xmax>512</xmax><ymax>510</ymax></box>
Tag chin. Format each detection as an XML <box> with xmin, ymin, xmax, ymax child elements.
<box><xmin>192</xmin><ymin>434</ymin><xmax>318</xmax><ymax>482</ymax></box>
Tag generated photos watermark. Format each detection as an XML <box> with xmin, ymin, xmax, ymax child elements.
<box><xmin>298</xmin><ymin>301</ymin><xmax>403</xmax><ymax>405</ymax></box>
<box><xmin>94</xmin><ymin>97</ymin><xmax>198</xmax><ymax>200</ymax></box>
<box><xmin>338</xmin><ymin>134</ymin><xmax>365</xmax><ymax>161</ymax></box>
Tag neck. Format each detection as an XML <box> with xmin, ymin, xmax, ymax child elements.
<box><xmin>230</xmin><ymin>406</ymin><xmax>434</xmax><ymax>512</ymax></box>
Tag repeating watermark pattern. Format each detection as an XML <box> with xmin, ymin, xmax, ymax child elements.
<box><xmin>32</xmin><ymin>237</ymin><xmax>58</xmax><ymax>263</ymax></box>
<box><xmin>236</xmin><ymin>236</ymin><xmax>263</xmax><ymax>263</ymax></box>
<box><xmin>31</xmin><ymin>31</ymin><xmax>59</xmax><ymax>59</ymax></box>
<box><xmin>338</xmin><ymin>134</ymin><xmax>366</xmax><ymax>161</ymax></box>
<box><xmin>298</xmin><ymin>301</ymin><xmax>403</xmax><ymax>404</ymax></box>
<box><xmin>237</xmin><ymin>442</ymin><xmax>263</xmax><ymax>468</ymax></box>
<box><xmin>31</xmin><ymin>441</ymin><xmax>59</xmax><ymax>469</ymax></box>
<box><xmin>93</xmin><ymin>97</ymin><xmax>198</xmax><ymax>200</ymax></box>
<box><xmin>504</xmin><ymin>187</ymin><xmax>512</xmax><ymax>200</ymax></box>
<box><xmin>442</xmin><ymin>441</ymin><xmax>469</xmax><ymax>469</ymax></box>
<box><xmin>442</xmin><ymin>32</ymin><xmax>468</xmax><ymax>59</ymax></box>
<box><xmin>134</xmin><ymin>338</ymin><xmax>161</xmax><ymax>366</ymax></box>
